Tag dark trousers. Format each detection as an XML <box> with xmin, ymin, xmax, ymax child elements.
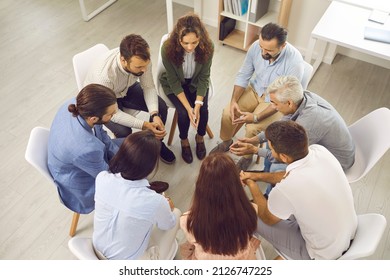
<box><xmin>105</xmin><ymin>82</ymin><xmax>168</xmax><ymax>138</ymax></box>
<box><xmin>167</xmin><ymin>82</ymin><xmax>209</xmax><ymax>140</ymax></box>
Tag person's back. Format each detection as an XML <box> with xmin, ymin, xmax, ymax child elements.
<box><xmin>48</xmin><ymin>84</ymin><xmax>119</xmax><ymax>214</ymax></box>
<box><xmin>268</xmin><ymin>144</ymin><xmax>357</xmax><ymax>259</ymax></box>
<box><xmin>93</xmin><ymin>171</ymin><xmax>176</xmax><ymax>259</ymax></box>
<box><xmin>92</xmin><ymin>130</ymin><xmax>180</xmax><ymax>260</ymax></box>
<box><xmin>290</xmin><ymin>91</ymin><xmax>355</xmax><ymax>170</ymax></box>
<box><xmin>180</xmin><ymin>153</ymin><xmax>260</xmax><ymax>260</ymax></box>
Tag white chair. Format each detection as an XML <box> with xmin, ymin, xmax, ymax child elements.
<box><xmin>72</xmin><ymin>43</ymin><xmax>110</xmax><ymax>90</ymax></box>
<box><xmin>302</xmin><ymin>60</ymin><xmax>314</xmax><ymax>90</ymax></box>
<box><xmin>68</xmin><ymin>237</ymin><xmax>99</xmax><ymax>260</ymax></box>
<box><xmin>68</xmin><ymin>237</ymin><xmax>179</xmax><ymax>260</ymax></box>
<box><xmin>156</xmin><ymin>33</ymin><xmax>214</xmax><ymax>146</ymax></box>
<box><xmin>276</xmin><ymin>213</ymin><xmax>387</xmax><ymax>260</ymax></box>
<box><xmin>338</xmin><ymin>213</ymin><xmax>387</xmax><ymax>260</ymax></box>
<box><xmin>25</xmin><ymin>127</ymin><xmax>80</xmax><ymax>237</ymax></box>
<box><xmin>345</xmin><ymin>107</ymin><xmax>390</xmax><ymax>183</ymax></box>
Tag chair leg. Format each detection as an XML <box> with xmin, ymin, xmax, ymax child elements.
<box><xmin>206</xmin><ymin>125</ymin><xmax>214</xmax><ymax>139</ymax></box>
<box><xmin>168</xmin><ymin>111</ymin><xmax>178</xmax><ymax>146</ymax></box>
<box><xmin>69</xmin><ymin>212</ymin><xmax>80</xmax><ymax>237</ymax></box>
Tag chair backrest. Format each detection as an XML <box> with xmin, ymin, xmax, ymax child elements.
<box><xmin>345</xmin><ymin>107</ymin><xmax>390</xmax><ymax>183</ymax></box>
<box><xmin>301</xmin><ymin>60</ymin><xmax>313</xmax><ymax>90</ymax></box>
<box><xmin>25</xmin><ymin>127</ymin><xmax>54</xmax><ymax>183</ymax></box>
<box><xmin>72</xmin><ymin>43</ymin><xmax>110</xmax><ymax>90</ymax></box>
<box><xmin>68</xmin><ymin>237</ymin><xmax>99</xmax><ymax>260</ymax></box>
<box><xmin>155</xmin><ymin>34</ymin><xmax>214</xmax><ymax>108</ymax></box>
<box><xmin>338</xmin><ymin>213</ymin><xmax>387</xmax><ymax>260</ymax></box>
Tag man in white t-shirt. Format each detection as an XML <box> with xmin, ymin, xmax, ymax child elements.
<box><xmin>241</xmin><ymin>120</ymin><xmax>357</xmax><ymax>259</ymax></box>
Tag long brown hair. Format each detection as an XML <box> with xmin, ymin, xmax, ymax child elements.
<box><xmin>165</xmin><ymin>12</ymin><xmax>213</xmax><ymax>66</ymax></box>
<box><xmin>109</xmin><ymin>130</ymin><xmax>160</xmax><ymax>180</ymax></box>
<box><xmin>187</xmin><ymin>153</ymin><xmax>257</xmax><ymax>255</ymax></box>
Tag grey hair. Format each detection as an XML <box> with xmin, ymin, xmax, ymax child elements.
<box><xmin>267</xmin><ymin>76</ymin><xmax>304</xmax><ymax>104</ymax></box>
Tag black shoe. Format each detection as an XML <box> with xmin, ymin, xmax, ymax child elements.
<box><xmin>181</xmin><ymin>144</ymin><xmax>193</xmax><ymax>164</ymax></box>
<box><xmin>196</xmin><ymin>141</ymin><xmax>206</xmax><ymax>160</ymax></box>
<box><xmin>160</xmin><ymin>142</ymin><xmax>176</xmax><ymax>164</ymax></box>
<box><xmin>149</xmin><ymin>181</ymin><xmax>169</xmax><ymax>193</ymax></box>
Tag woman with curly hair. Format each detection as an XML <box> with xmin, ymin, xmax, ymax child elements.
<box><xmin>180</xmin><ymin>153</ymin><xmax>261</xmax><ymax>260</ymax></box>
<box><xmin>159</xmin><ymin>12</ymin><xmax>214</xmax><ymax>163</ymax></box>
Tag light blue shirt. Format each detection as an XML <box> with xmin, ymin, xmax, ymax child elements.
<box><xmin>93</xmin><ymin>171</ymin><xmax>177</xmax><ymax>260</ymax></box>
<box><xmin>235</xmin><ymin>40</ymin><xmax>304</xmax><ymax>102</ymax></box>
<box><xmin>48</xmin><ymin>98</ymin><xmax>119</xmax><ymax>214</ymax></box>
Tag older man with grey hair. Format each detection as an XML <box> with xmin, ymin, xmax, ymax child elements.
<box><xmin>230</xmin><ymin>75</ymin><xmax>355</xmax><ymax>194</ymax></box>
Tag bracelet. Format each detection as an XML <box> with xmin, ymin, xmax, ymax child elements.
<box><xmin>253</xmin><ymin>114</ymin><xmax>259</xmax><ymax>123</ymax></box>
<box><xmin>194</xmin><ymin>100</ymin><xmax>204</xmax><ymax>106</ymax></box>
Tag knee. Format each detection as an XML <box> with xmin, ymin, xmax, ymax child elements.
<box><xmin>245</xmin><ymin>124</ymin><xmax>261</xmax><ymax>137</ymax></box>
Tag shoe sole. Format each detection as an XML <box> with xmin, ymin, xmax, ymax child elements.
<box><xmin>160</xmin><ymin>157</ymin><xmax>176</xmax><ymax>164</ymax></box>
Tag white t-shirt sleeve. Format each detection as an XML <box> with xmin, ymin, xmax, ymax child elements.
<box><xmin>267</xmin><ymin>187</ymin><xmax>295</xmax><ymax>220</ymax></box>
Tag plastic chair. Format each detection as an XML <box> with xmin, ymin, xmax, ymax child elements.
<box><xmin>156</xmin><ymin>34</ymin><xmax>214</xmax><ymax>146</ymax></box>
<box><xmin>275</xmin><ymin>213</ymin><xmax>387</xmax><ymax>260</ymax></box>
<box><xmin>25</xmin><ymin>127</ymin><xmax>80</xmax><ymax>237</ymax></box>
<box><xmin>68</xmin><ymin>237</ymin><xmax>179</xmax><ymax>260</ymax></box>
<box><xmin>68</xmin><ymin>237</ymin><xmax>99</xmax><ymax>260</ymax></box>
<box><xmin>72</xmin><ymin>43</ymin><xmax>110</xmax><ymax>90</ymax></box>
<box><xmin>338</xmin><ymin>213</ymin><xmax>387</xmax><ymax>260</ymax></box>
<box><xmin>345</xmin><ymin>107</ymin><xmax>390</xmax><ymax>183</ymax></box>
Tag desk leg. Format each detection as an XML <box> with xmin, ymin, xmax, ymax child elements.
<box><xmin>79</xmin><ymin>0</ymin><xmax>117</xmax><ymax>22</ymax></box>
<box><xmin>312</xmin><ymin>40</ymin><xmax>327</xmax><ymax>75</ymax></box>
<box><xmin>166</xmin><ymin>0</ymin><xmax>174</xmax><ymax>32</ymax></box>
<box><xmin>305</xmin><ymin>37</ymin><xmax>316</xmax><ymax>64</ymax></box>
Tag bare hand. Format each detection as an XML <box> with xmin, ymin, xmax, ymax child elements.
<box><xmin>232</xmin><ymin>111</ymin><xmax>255</xmax><ymax>125</ymax></box>
<box><xmin>240</xmin><ymin>171</ymin><xmax>256</xmax><ymax>186</ymax></box>
<box><xmin>152</xmin><ymin>115</ymin><xmax>165</xmax><ymax>131</ymax></box>
<box><xmin>230</xmin><ymin>141</ymin><xmax>257</xmax><ymax>156</ymax></box>
<box><xmin>230</xmin><ymin>101</ymin><xmax>242</xmax><ymax>124</ymax></box>
<box><xmin>193</xmin><ymin>105</ymin><xmax>201</xmax><ymax>128</ymax></box>
<box><xmin>237</xmin><ymin>136</ymin><xmax>260</xmax><ymax>145</ymax></box>
<box><xmin>187</xmin><ymin>108</ymin><xmax>197</xmax><ymax>129</ymax></box>
<box><xmin>144</xmin><ymin>122</ymin><xmax>166</xmax><ymax>139</ymax></box>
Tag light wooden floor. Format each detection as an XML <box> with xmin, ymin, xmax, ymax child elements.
<box><xmin>0</xmin><ymin>0</ymin><xmax>389</xmax><ymax>260</ymax></box>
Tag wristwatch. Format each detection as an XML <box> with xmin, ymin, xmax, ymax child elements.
<box><xmin>151</xmin><ymin>112</ymin><xmax>161</xmax><ymax>119</ymax></box>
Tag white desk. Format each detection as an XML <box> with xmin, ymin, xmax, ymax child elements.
<box><xmin>305</xmin><ymin>1</ymin><xmax>390</xmax><ymax>77</ymax></box>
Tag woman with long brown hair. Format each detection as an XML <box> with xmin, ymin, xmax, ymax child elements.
<box><xmin>180</xmin><ymin>153</ymin><xmax>261</xmax><ymax>259</ymax></box>
<box><xmin>159</xmin><ymin>12</ymin><xmax>214</xmax><ymax>163</ymax></box>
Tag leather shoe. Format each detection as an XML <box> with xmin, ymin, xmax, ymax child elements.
<box><xmin>149</xmin><ymin>181</ymin><xmax>169</xmax><ymax>193</ymax></box>
<box><xmin>196</xmin><ymin>141</ymin><xmax>206</xmax><ymax>160</ymax></box>
<box><xmin>181</xmin><ymin>144</ymin><xmax>193</xmax><ymax>164</ymax></box>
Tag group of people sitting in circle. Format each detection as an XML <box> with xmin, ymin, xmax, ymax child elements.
<box><xmin>47</xmin><ymin>12</ymin><xmax>358</xmax><ymax>260</ymax></box>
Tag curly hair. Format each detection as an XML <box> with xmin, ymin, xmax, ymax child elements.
<box><xmin>164</xmin><ymin>12</ymin><xmax>213</xmax><ymax>66</ymax></box>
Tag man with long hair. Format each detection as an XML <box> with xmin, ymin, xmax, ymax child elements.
<box><xmin>241</xmin><ymin>121</ymin><xmax>357</xmax><ymax>260</ymax></box>
<box><xmin>48</xmin><ymin>84</ymin><xmax>120</xmax><ymax>214</ymax></box>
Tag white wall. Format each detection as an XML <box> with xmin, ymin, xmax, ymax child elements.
<box><xmin>201</xmin><ymin>0</ymin><xmax>390</xmax><ymax>69</ymax></box>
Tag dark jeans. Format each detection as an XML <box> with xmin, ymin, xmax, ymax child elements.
<box><xmin>167</xmin><ymin>81</ymin><xmax>209</xmax><ymax>140</ymax></box>
<box><xmin>105</xmin><ymin>82</ymin><xmax>168</xmax><ymax>138</ymax></box>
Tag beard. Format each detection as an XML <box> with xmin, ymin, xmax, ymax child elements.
<box><xmin>124</xmin><ymin>68</ymin><xmax>144</xmax><ymax>76</ymax></box>
<box><xmin>262</xmin><ymin>51</ymin><xmax>281</xmax><ymax>61</ymax></box>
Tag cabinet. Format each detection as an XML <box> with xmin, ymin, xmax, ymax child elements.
<box><xmin>218</xmin><ymin>0</ymin><xmax>293</xmax><ymax>51</ymax></box>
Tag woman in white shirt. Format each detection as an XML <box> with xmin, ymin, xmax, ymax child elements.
<box><xmin>93</xmin><ymin>130</ymin><xmax>181</xmax><ymax>260</ymax></box>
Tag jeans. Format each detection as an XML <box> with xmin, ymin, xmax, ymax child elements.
<box><xmin>167</xmin><ymin>81</ymin><xmax>209</xmax><ymax>140</ymax></box>
<box><xmin>105</xmin><ymin>82</ymin><xmax>168</xmax><ymax>138</ymax></box>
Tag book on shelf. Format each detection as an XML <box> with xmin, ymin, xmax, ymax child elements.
<box><xmin>249</xmin><ymin>0</ymin><xmax>270</xmax><ymax>23</ymax></box>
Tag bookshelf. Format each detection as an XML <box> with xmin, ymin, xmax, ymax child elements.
<box><xmin>218</xmin><ymin>0</ymin><xmax>293</xmax><ymax>51</ymax></box>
